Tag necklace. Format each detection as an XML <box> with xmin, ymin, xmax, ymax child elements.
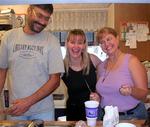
<box><xmin>102</xmin><ymin>52</ymin><xmax>122</xmax><ymax>83</ymax></box>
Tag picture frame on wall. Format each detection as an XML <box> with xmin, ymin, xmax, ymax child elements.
<box><xmin>15</xmin><ymin>14</ymin><xmax>26</xmax><ymax>27</ymax></box>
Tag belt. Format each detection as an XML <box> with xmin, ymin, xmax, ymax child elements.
<box><xmin>119</xmin><ymin>104</ymin><xmax>139</xmax><ymax>115</ymax></box>
<box><xmin>102</xmin><ymin>104</ymin><xmax>139</xmax><ymax>116</ymax></box>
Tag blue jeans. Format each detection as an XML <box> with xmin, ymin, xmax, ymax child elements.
<box><xmin>7</xmin><ymin>110</ymin><xmax>54</xmax><ymax>121</ymax></box>
<box><xmin>99</xmin><ymin>102</ymin><xmax>148</xmax><ymax>120</ymax></box>
<box><xmin>119</xmin><ymin>102</ymin><xmax>148</xmax><ymax>120</ymax></box>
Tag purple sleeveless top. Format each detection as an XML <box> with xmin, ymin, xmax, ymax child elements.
<box><xmin>96</xmin><ymin>54</ymin><xmax>139</xmax><ymax>112</ymax></box>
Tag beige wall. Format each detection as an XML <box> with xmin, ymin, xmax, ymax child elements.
<box><xmin>0</xmin><ymin>5</ymin><xmax>28</xmax><ymax>14</ymax></box>
<box><xmin>107</xmin><ymin>4</ymin><xmax>114</xmax><ymax>28</ymax></box>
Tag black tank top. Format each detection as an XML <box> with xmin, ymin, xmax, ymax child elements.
<box><xmin>62</xmin><ymin>60</ymin><xmax>97</xmax><ymax>104</ymax></box>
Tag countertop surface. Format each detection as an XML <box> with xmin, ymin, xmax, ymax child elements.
<box><xmin>0</xmin><ymin>119</ymin><xmax>145</xmax><ymax>127</ymax></box>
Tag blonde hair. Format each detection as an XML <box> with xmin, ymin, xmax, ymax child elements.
<box><xmin>64</xmin><ymin>29</ymin><xmax>90</xmax><ymax>76</ymax></box>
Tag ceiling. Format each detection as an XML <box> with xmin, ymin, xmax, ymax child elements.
<box><xmin>0</xmin><ymin>0</ymin><xmax>149</xmax><ymax>5</ymax></box>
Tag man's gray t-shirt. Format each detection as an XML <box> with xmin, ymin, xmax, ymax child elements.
<box><xmin>0</xmin><ymin>27</ymin><xmax>64</xmax><ymax>115</ymax></box>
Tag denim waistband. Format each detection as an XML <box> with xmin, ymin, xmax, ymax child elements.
<box><xmin>119</xmin><ymin>103</ymin><xmax>140</xmax><ymax>115</ymax></box>
<box><xmin>102</xmin><ymin>103</ymin><xmax>140</xmax><ymax>116</ymax></box>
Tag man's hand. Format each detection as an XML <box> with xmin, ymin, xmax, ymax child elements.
<box><xmin>0</xmin><ymin>108</ymin><xmax>5</xmax><ymax>114</ymax></box>
<box><xmin>4</xmin><ymin>98</ymin><xmax>31</xmax><ymax>116</ymax></box>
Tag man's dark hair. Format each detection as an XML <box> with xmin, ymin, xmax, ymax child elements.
<box><xmin>30</xmin><ymin>4</ymin><xmax>53</xmax><ymax>14</ymax></box>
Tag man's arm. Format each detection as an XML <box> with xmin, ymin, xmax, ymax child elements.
<box><xmin>6</xmin><ymin>73</ymin><xmax>60</xmax><ymax>116</ymax></box>
<box><xmin>27</xmin><ymin>73</ymin><xmax>60</xmax><ymax>105</ymax></box>
<box><xmin>0</xmin><ymin>68</ymin><xmax>7</xmax><ymax>93</ymax></box>
<box><xmin>0</xmin><ymin>68</ymin><xmax>7</xmax><ymax>114</ymax></box>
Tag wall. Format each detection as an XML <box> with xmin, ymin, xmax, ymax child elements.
<box><xmin>0</xmin><ymin>4</ymin><xmax>109</xmax><ymax>14</ymax></box>
<box><xmin>107</xmin><ymin>4</ymin><xmax>114</xmax><ymax>28</ymax></box>
<box><xmin>0</xmin><ymin>4</ymin><xmax>149</xmax><ymax>63</ymax></box>
<box><xmin>0</xmin><ymin>5</ymin><xmax>28</xmax><ymax>14</ymax></box>
<box><xmin>114</xmin><ymin>4</ymin><xmax>150</xmax><ymax>61</ymax></box>
<box><xmin>0</xmin><ymin>4</ymin><xmax>109</xmax><ymax>31</ymax></box>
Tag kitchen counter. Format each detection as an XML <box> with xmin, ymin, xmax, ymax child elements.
<box><xmin>0</xmin><ymin>119</ymin><xmax>145</xmax><ymax>127</ymax></box>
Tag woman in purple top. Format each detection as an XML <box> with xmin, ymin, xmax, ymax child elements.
<box><xmin>91</xmin><ymin>27</ymin><xmax>148</xmax><ymax>120</ymax></box>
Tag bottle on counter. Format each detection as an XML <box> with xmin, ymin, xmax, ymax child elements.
<box><xmin>4</xmin><ymin>89</ymin><xmax>9</xmax><ymax>108</ymax></box>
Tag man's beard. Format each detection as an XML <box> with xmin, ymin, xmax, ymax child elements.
<box><xmin>30</xmin><ymin>21</ymin><xmax>46</xmax><ymax>33</ymax></box>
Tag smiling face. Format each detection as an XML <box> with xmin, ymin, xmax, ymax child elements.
<box><xmin>97</xmin><ymin>27</ymin><xmax>119</xmax><ymax>57</ymax></box>
<box><xmin>27</xmin><ymin>6</ymin><xmax>51</xmax><ymax>33</ymax></box>
<box><xmin>99</xmin><ymin>33</ymin><xmax>119</xmax><ymax>56</ymax></box>
<box><xmin>67</xmin><ymin>34</ymin><xmax>86</xmax><ymax>60</ymax></box>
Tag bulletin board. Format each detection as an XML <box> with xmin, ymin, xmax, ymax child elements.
<box><xmin>120</xmin><ymin>21</ymin><xmax>149</xmax><ymax>49</ymax></box>
<box><xmin>115</xmin><ymin>4</ymin><xmax>150</xmax><ymax>61</ymax></box>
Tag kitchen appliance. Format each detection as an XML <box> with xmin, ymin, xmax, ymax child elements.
<box><xmin>0</xmin><ymin>9</ymin><xmax>15</xmax><ymax>28</ymax></box>
<box><xmin>0</xmin><ymin>9</ymin><xmax>15</xmax><ymax>41</ymax></box>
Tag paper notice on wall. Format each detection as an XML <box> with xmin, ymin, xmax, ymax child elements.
<box><xmin>120</xmin><ymin>21</ymin><xmax>149</xmax><ymax>42</ymax></box>
<box><xmin>125</xmin><ymin>33</ymin><xmax>131</xmax><ymax>46</ymax></box>
<box><xmin>136</xmin><ymin>23</ymin><xmax>149</xmax><ymax>41</ymax></box>
<box><xmin>136</xmin><ymin>33</ymin><xmax>148</xmax><ymax>42</ymax></box>
<box><xmin>129</xmin><ymin>33</ymin><xmax>137</xmax><ymax>49</ymax></box>
<box><xmin>125</xmin><ymin>39</ymin><xmax>130</xmax><ymax>46</ymax></box>
<box><xmin>125</xmin><ymin>32</ymin><xmax>137</xmax><ymax>48</ymax></box>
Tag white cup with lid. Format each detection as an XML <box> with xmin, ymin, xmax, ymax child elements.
<box><xmin>84</xmin><ymin>100</ymin><xmax>99</xmax><ymax>127</ymax></box>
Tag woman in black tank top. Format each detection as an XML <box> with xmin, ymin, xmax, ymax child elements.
<box><xmin>62</xmin><ymin>29</ymin><xmax>101</xmax><ymax>120</ymax></box>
